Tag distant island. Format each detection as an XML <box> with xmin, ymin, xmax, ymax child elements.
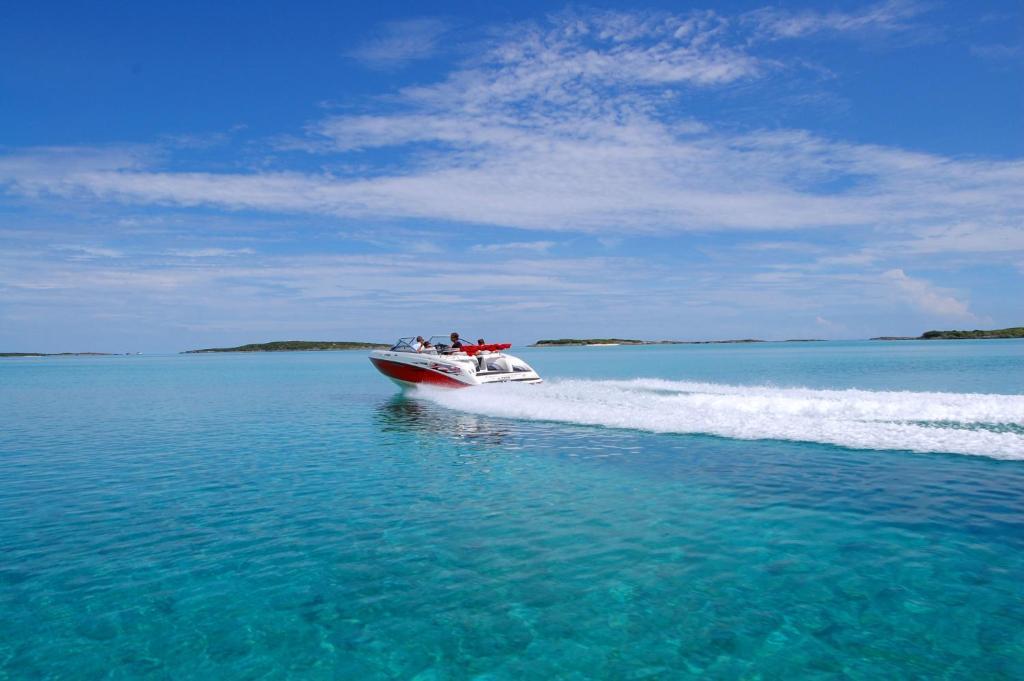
<box><xmin>183</xmin><ymin>340</ymin><xmax>389</xmax><ymax>353</ymax></box>
<box><xmin>531</xmin><ymin>338</ymin><xmax>768</xmax><ymax>347</ymax></box>
<box><xmin>871</xmin><ymin>326</ymin><xmax>1024</xmax><ymax>341</ymax></box>
<box><xmin>0</xmin><ymin>352</ymin><xmax>120</xmax><ymax>358</ymax></box>
<box><xmin>532</xmin><ymin>338</ymin><xmax>670</xmax><ymax>346</ymax></box>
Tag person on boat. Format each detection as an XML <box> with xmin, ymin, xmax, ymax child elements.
<box><xmin>413</xmin><ymin>336</ymin><xmax>427</xmax><ymax>352</ymax></box>
<box><xmin>474</xmin><ymin>338</ymin><xmax>488</xmax><ymax>370</ymax></box>
<box><xmin>449</xmin><ymin>332</ymin><xmax>464</xmax><ymax>351</ymax></box>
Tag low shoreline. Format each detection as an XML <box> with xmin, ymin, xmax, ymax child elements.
<box><xmin>7</xmin><ymin>328</ymin><xmax>1020</xmax><ymax>357</ymax></box>
<box><xmin>529</xmin><ymin>338</ymin><xmax>823</xmax><ymax>347</ymax></box>
<box><xmin>871</xmin><ymin>326</ymin><xmax>1024</xmax><ymax>341</ymax></box>
<box><xmin>0</xmin><ymin>352</ymin><xmax>123</xmax><ymax>358</ymax></box>
<box><xmin>182</xmin><ymin>340</ymin><xmax>389</xmax><ymax>353</ymax></box>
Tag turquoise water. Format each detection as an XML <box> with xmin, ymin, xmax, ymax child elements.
<box><xmin>2</xmin><ymin>341</ymin><xmax>1023</xmax><ymax>679</ymax></box>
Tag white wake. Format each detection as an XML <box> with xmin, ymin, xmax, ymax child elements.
<box><xmin>420</xmin><ymin>379</ymin><xmax>1024</xmax><ymax>459</ymax></box>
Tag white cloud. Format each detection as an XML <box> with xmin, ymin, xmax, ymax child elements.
<box><xmin>0</xmin><ymin>249</ymin><xmax>646</xmax><ymax>338</ymax></box>
<box><xmin>745</xmin><ymin>0</ymin><xmax>927</xmax><ymax>40</ymax></box>
<box><xmin>896</xmin><ymin>223</ymin><xmax>1024</xmax><ymax>254</ymax></box>
<box><xmin>54</xmin><ymin>244</ymin><xmax>123</xmax><ymax>259</ymax></box>
<box><xmin>741</xmin><ymin>241</ymin><xmax>823</xmax><ymax>253</ymax></box>
<box><xmin>5</xmin><ymin>123</ymin><xmax>1020</xmax><ymax>240</ymax></box>
<box><xmin>816</xmin><ymin>251</ymin><xmax>878</xmax><ymax>267</ymax></box>
<box><xmin>0</xmin><ymin>146</ymin><xmax>150</xmax><ymax>195</ymax></box>
<box><xmin>4</xmin><ymin>229</ymin><xmax>1011</xmax><ymax>348</ymax></box>
<box><xmin>166</xmin><ymin>248</ymin><xmax>256</xmax><ymax>257</ymax></box>
<box><xmin>0</xmin><ymin>9</ymin><xmax>1019</xmax><ymax>243</ymax></box>
<box><xmin>881</xmin><ymin>268</ymin><xmax>974</xmax><ymax>319</ymax></box>
<box><xmin>347</xmin><ymin>18</ymin><xmax>449</xmax><ymax>69</ymax></box>
<box><xmin>405</xmin><ymin>240</ymin><xmax>444</xmax><ymax>254</ymax></box>
<box><xmin>471</xmin><ymin>241</ymin><xmax>556</xmax><ymax>254</ymax></box>
<box><xmin>970</xmin><ymin>43</ymin><xmax>1023</xmax><ymax>61</ymax></box>
<box><xmin>815</xmin><ymin>315</ymin><xmax>845</xmax><ymax>332</ymax></box>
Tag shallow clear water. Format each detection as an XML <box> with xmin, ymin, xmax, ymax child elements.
<box><xmin>2</xmin><ymin>341</ymin><xmax>1023</xmax><ymax>679</ymax></box>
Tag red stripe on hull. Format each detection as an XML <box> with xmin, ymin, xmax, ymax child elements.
<box><xmin>370</xmin><ymin>357</ymin><xmax>471</xmax><ymax>388</ymax></box>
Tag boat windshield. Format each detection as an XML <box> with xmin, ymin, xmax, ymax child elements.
<box><xmin>390</xmin><ymin>337</ymin><xmax>441</xmax><ymax>353</ymax></box>
<box><xmin>390</xmin><ymin>337</ymin><xmax>419</xmax><ymax>352</ymax></box>
<box><xmin>428</xmin><ymin>335</ymin><xmax>452</xmax><ymax>351</ymax></box>
<box><xmin>390</xmin><ymin>335</ymin><xmax>481</xmax><ymax>353</ymax></box>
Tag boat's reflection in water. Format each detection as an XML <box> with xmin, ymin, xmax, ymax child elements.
<box><xmin>374</xmin><ymin>393</ymin><xmax>513</xmax><ymax>446</ymax></box>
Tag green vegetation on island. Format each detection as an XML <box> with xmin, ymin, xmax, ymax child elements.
<box><xmin>871</xmin><ymin>327</ymin><xmax>1024</xmax><ymax>341</ymax></box>
<box><xmin>531</xmin><ymin>338</ymin><xmax>766</xmax><ymax>346</ymax></box>
<box><xmin>183</xmin><ymin>340</ymin><xmax>389</xmax><ymax>353</ymax></box>
<box><xmin>532</xmin><ymin>338</ymin><xmax>650</xmax><ymax>346</ymax></box>
<box><xmin>920</xmin><ymin>327</ymin><xmax>1024</xmax><ymax>339</ymax></box>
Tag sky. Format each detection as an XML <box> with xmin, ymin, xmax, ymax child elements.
<box><xmin>1</xmin><ymin>0</ymin><xmax>1022</xmax><ymax>352</ymax></box>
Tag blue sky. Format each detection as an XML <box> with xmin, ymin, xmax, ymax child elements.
<box><xmin>1</xmin><ymin>0</ymin><xmax>1022</xmax><ymax>351</ymax></box>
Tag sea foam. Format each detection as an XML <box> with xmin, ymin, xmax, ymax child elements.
<box><xmin>420</xmin><ymin>379</ymin><xmax>1024</xmax><ymax>459</ymax></box>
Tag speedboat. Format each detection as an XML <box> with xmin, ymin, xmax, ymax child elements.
<box><xmin>369</xmin><ymin>336</ymin><xmax>542</xmax><ymax>388</ymax></box>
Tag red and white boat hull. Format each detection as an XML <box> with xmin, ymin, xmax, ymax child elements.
<box><xmin>369</xmin><ymin>344</ymin><xmax>542</xmax><ymax>389</ymax></box>
<box><xmin>369</xmin><ymin>355</ymin><xmax>474</xmax><ymax>388</ymax></box>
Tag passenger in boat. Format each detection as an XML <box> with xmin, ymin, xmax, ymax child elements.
<box><xmin>475</xmin><ymin>338</ymin><xmax>487</xmax><ymax>370</ymax></box>
<box><xmin>413</xmin><ymin>336</ymin><xmax>430</xmax><ymax>352</ymax></box>
<box><xmin>449</xmin><ymin>332</ymin><xmax>464</xmax><ymax>351</ymax></box>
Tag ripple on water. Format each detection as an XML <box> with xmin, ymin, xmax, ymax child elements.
<box><xmin>1</xmin><ymin>354</ymin><xmax>1023</xmax><ymax>678</ymax></box>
